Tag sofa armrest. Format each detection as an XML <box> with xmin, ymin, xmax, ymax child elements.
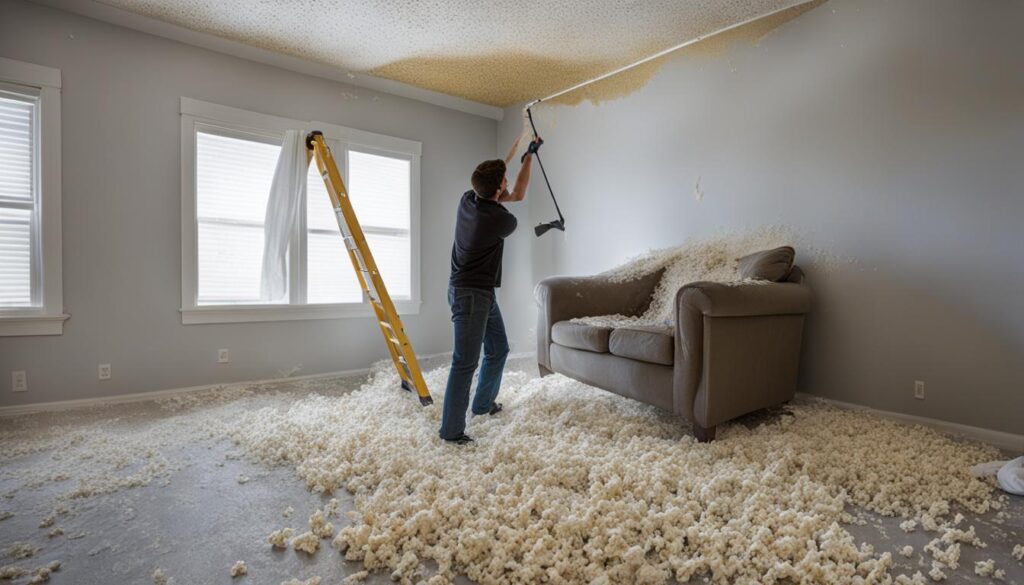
<box><xmin>674</xmin><ymin>279</ymin><xmax>811</xmax><ymax>427</ymax></box>
<box><xmin>676</xmin><ymin>280</ymin><xmax>811</xmax><ymax>318</ymax></box>
<box><xmin>534</xmin><ymin>269</ymin><xmax>663</xmax><ymax>369</ymax></box>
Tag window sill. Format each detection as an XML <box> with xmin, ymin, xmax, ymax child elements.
<box><xmin>180</xmin><ymin>301</ymin><xmax>420</xmax><ymax>325</ymax></box>
<box><xmin>0</xmin><ymin>313</ymin><xmax>70</xmax><ymax>336</ymax></box>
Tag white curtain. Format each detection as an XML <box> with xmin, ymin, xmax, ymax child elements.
<box><xmin>260</xmin><ymin>129</ymin><xmax>307</xmax><ymax>302</ymax></box>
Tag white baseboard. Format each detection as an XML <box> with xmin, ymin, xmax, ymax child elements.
<box><xmin>0</xmin><ymin>350</ymin><xmax>537</xmax><ymax>418</ymax></box>
<box><xmin>0</xmin><ymin>365</ymin><xmax>372</xmax><ymax>417</ymax></box>
<box><xmin>797</xmin><ymin>393</ymin><xmax>1023</xmax><ymax>453</ymax></box>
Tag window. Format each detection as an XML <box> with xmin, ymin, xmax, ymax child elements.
<box><xmin>306</xmin><ymin>149</ymin><xmax>413</xmax><ymax>304</ymax></box>
<box><xmin>180</xmin><ymin>99</ymin><xmax>420</xmax><ymax>324</ymax></box>
<box><xmin>196</xmin><ymin>128</ymin><xmax>282</xmax><ymax>304</ymax></box>
<box><xmin>0</xmin><ymin>58</ymin><xmax>64</xmax><ymax>336</ymax></box>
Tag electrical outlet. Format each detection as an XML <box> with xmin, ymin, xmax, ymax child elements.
<box><xmin>218</xmin><ymin>349</ymin><xmax>229</xmax><ymax>364</ymax></box>
<box><xmin>98</xmin><ymin>364</ymin><xmax>112</xmax><ymax>380</ymax></box>
<box><xmin>914</xmin><ymin>380</ymin><xmax>925</xmax><ymax>400</ymax></box>
<box><xmin>12</xmin><ymin>371</ymin><xmax>27</xmax><ymax>392</ymax></box>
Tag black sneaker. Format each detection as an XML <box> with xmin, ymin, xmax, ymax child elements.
<box><xmin>472</xmin><ymin>402</ymin><xmax>503</xmax><ymax>416</ymax></box>
<box><xmin>443</xmin><ymin>433</ymin><xmax>474</xmax><ymax>445</ymax></box>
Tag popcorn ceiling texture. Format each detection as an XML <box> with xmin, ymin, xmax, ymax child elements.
<box><xmin>0</xmin><ymin>361</ymin><xmax>1020</xmax><ymax>583</ymax></box>
<box><xmin>373</xmin><ymin>1</ymin><xmax>825</xmax><ymax>107</ymax></box>
<box><xmin>94</xmin><ymin>0</ymin><xmax>823</xmax><ymax>106</ymax></box>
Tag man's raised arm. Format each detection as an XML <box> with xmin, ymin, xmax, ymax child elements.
<box><xmin>500</xmin><ymin>137</ymin><xmax>539</xmax><ymax>203</ymax></box>
<box><xmin>503</xmin><ymin>109</ymin><xmax>532</xmax><ymax>165</ymax></box>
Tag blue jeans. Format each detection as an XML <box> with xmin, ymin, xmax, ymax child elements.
<box><xmin>439</xmin><ymin>285</ymin><xmax>510</xmax><ymax>440</ymax></box>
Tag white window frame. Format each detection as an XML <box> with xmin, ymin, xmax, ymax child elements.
<box><xmin>0</xmin><ymin>57</ymin><xmax>65</xmax><ymax>336</ymax></box>
<box><xmin>180</xmin><ymin>98</ymin><xmax>421</xmax><ymax>324</ymax></box>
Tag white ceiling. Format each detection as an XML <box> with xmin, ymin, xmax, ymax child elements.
<box><xmin>85</xmin><ymin>0</ymin><xmax>813</xmax><ymax>108</ymax></box>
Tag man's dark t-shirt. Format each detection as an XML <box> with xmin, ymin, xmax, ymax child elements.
<box><xmin>449</xmin><ymin>190</ymin><xmax>517</xmax><ymax>289</ymax></box>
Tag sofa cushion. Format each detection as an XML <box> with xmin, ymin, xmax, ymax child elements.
<box><xmin>551</xmin><ymin>321</ymin><xmax>612</xmax><ymax>353</ymax></box>
<box><xmin>608</xmin><ymin>325</ymin><xmax>675</xmax><ymax>366</ymax></box>
<box><xmin>551</xmin><ymin>344</ymin><xmax>674</xmax><ymax>412</ymax></box>
<box><xmin>737</xmin><ymin>246</ymin><xmax>795</xmax><ymax>282</ymax></box>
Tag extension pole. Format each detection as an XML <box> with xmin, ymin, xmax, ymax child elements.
<box><xmin>525</xmin><ymin>0</ymin><xmax>815</xmax><ymax>108</ymax></box>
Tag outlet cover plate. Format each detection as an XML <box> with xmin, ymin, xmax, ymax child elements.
<box><xmin>12</xmin><ymin>371</ymin><xmax>27</xmax><ymax>392</ymax></box>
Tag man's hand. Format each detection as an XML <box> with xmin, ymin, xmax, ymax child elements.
<box><xmin>527</xmin><ymin>135</ymin><xmax>542</xmax><ymax>156</ymax></box>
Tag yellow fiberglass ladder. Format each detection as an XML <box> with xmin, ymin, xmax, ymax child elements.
<box><xmin>305</xmin><ymin>130</ymin><xmax>433</xmax><ymax>406</ymax></box>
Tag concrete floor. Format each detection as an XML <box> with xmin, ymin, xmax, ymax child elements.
<box><xmin>0</xmin><ymin>356</ymin><xmax>1021</xmax><ymax>585</ymax></box>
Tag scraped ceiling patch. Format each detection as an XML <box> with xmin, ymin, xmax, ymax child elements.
<box><xmin>96</xmin><ymin>0</ymin><xmax>823</xmax><ymax>107</ymax></box>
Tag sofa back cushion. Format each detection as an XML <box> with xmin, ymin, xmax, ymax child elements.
<box><xmin>737</xmin><ymin>246</ymin><xmax>795</xmax><ymax>282</ymax></box>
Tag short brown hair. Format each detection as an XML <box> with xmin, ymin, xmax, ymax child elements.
<box><xmin>471</xmin><ymin>159</ymin><xmax>506</xmax><ymax>199</ymax></box>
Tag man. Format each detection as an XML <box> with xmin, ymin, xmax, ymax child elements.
<box><xmin>440</xmin><ymin>116</ymin><xmax>539</xmax><ymax>444</ymax></box>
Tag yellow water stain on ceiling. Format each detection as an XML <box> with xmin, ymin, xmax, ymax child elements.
<box><xmin>372</xmin><ymin>1</ymin><xmax>825</xmax><ymax>107</ymax></box>
<box><xmin>552</xmin><ymin>0</ymin><xmax>827</xmax><ymax>107</ymax></box>
<box><xmin>96</xmin><ymin>0</ymin><xmax>826</xmax><ymax>109</ymax></box>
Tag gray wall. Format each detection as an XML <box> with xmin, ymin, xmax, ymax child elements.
<box><xmin>501</xmin><ymin>0</ymin><xmax>1023</xmax><ymax>434</ymax></box>
<box><xmin>0</xmin><ymin>0</ymin><xmax>506</xmax><ymax>406</ymax></box>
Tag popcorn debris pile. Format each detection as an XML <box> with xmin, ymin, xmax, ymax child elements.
<box><xmin>0</xmin><ymin>357</ymin><xmax>1015</xmax><ymax>584</ymax></box>
<box><xmin>216</xmin><ymin>364</ymin><xmax>1007</xmax><ymax>584</ymax></box>
<box><xmin>570</xmin><ymin>228</ymin><xmax>794</xmax><ymax>327</ymax></box>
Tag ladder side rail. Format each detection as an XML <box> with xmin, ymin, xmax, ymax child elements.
<box><xmin>306</xmin><ymin>133</ymin><xmax>432</xmax><ymax>404</ymax></box>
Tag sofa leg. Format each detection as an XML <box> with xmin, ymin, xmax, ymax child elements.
<box><xmin>538</xmin><ymin>364</ymin><xmax>554</xmax><ymax>378</ymax></box>
<box><xmin>693</xmin><ymin>424</ymin><xmax>716</xmax><ymax>443</ymax></box>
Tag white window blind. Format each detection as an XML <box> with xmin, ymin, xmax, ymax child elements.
<box><xmin>306</xmin><ymin>162</ymin><xmax>362</xmax><ymax>304</ymax></box>
<box><xmin>347</xmin><ymin>150</ymin><xmax>412</xmax><ymax>299</ymax></box>
<box><xmin>0</xmin><ymin>87</ymin><xmax>38</xmax><ymax>308</ymax></box>
<box><xmin>195</xmin><ymin>129</ymin><xmax>281</xmax><ymax>305</ymax></box>
<box><xmin>305</xmin><ymin>149</ymin><xmax>412</xmax><ymax>302</ymax></box>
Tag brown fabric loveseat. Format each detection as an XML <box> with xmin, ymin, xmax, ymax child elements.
<box><xmin>535</xmin><ymin>247</ymin><xmax>811</xmax><ymax>442</ymax></box>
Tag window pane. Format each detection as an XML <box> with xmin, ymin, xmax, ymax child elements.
<box><xmin>0</xmin><ymin>88</ymin><xmax>36</xmax><ymax>308</ymax></box>
<box><xmin>197</xmin><ymin>221</ymin><xmax>270</xmax><ymax>304</ymax></box>
<box><xmin>348</xmin><ymin>151</ymin><xmax>410</xmax><ymax>230</ymax></box>
<box><xmin>366</xmin><ymin>232</ymin><xmax>411</xmax><ymax>299</ymax></box>
<box><xmin>306</xmin><ymin>161</ymin><xmax>338</xmax><ymax>232</ymax></box>
<box><xmin>305</xmin><ymin>149</ymin><xmax>412</xmax><ymax>303</ymax></box>
<box><xmin>0</xmin><ymin>207</ymin><xmax>32</xmax><ymax>307</ymax></box>
<box><xmin>306</xmin><ymin>161</ymin><xmax>359</xmax><ymax>303</ymax></box>
<box><xmin>0</xmin><ymin>92</ymin><xmax>35</xmax><ymax>202</ymax></box>
<box><xmin>196</xmin><ymin>130</ymin><xmax>281</xmax><ymax>304</ymax></box>
<box><xmin>306</xmin><ymin>231</ymin><xmax>362</xmax><ymax>304</ymax></box>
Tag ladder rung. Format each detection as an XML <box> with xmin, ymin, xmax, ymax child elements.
<box><xmin>379</xmin><ymin>321</ymin><xmax>393</xmax><ymax>329</ymax></box>
<box><xmin>387</xmin><ymin>337</ymin><xmax>401</xmax><ymax>346</ymax></box>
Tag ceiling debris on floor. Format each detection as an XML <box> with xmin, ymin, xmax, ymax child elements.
<box><xmin>94</xmin><ymin>0</ymin><xmax>826</xmax><ymax>107</ymax></box>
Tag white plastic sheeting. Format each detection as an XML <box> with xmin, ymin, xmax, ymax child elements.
<box><xmin>260</xmin><ymin>130</ymin><xmax>307</xmax><ymax>302</ymax></box>
<box><xmin>969</xmin><ymin>456</ymin><xmax>1024</xmax><ymax>496</ymax></box>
